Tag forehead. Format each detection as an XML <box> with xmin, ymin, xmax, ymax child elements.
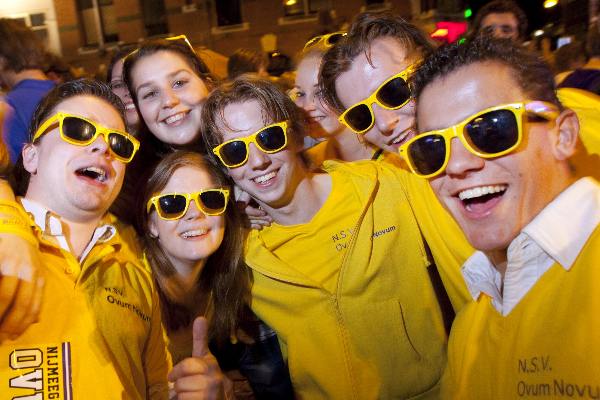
<box><xmin>218</xmin><ymin>100</ymin><xmax>270</xmax><ymax>140</ymax></box>
<box><xmin>335</xmin><ymin>37</ymin><xmax>417</xmax><ymax>106</ymax></box>
<box><xmin>481</xmin><ymin>12</ymin><xmax>518</xmax><ymax>27</ymax></box>
<box><xmin>51</xmin><ymin>95</ymin><xmax>125</xmax><ymax>131</ymax></box>
<box><xmin>132</xmin><ymin>50</ymin><xmax>194</xmax><ymax>85</ymax></box>
<box><xmin>295</xmin><ymin>53</ymin><xmax>322</xmax><ymax>87</ymax></box>
<box><xmin>111</xmin><ymin>58</ymin><xmax>124</xmax><ymax>80</ymax></box>
<box><xmin>162</xmin><ymin>165</ymin><xmax>216</xmax><ymax>191</ymax></box>
<box><xmin>417</xmin><ymin>62</ymin><xmax>525</xmax><ymax>131</ymax></box>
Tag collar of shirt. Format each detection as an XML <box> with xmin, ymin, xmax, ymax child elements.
<box><xmin>461</xmin><ymin>177</ymin><xmax>600</xmax><ymax>315</ymax></box>
<box><xmin>19</xmin><ymin>197</ymin><xmax>116</xmax><ymax>262</ymax></box>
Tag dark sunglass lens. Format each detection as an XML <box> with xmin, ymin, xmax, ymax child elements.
<box><xmin>199</xmin><ymin>191</ymin><xmax>226</xmax><ymax>212</ymax></box>
<box><xmin>220</xmin><ymin>141</ymin><xmax>248</xmax><ymax>166</ymax></box>
<box><xmin>408</xmin><ymin>134</ymin><xmax>446</xmax><ymax>175</ymax></box>
<box><xmin>108</xmin><ymin>133</ymin><xmax>135</xmax><ymax>159</ymax></box>
<box><xmin>327</xmin><ymin>33</ymin><xmax>344</xmax><ymax>45</ymax></box>
<box><xmin>257</xmin><ymin>126</ymin><xmax>286</xmax><ymax>151</ymax></box>
<box><xmin>344</xmin><ymin>104</ymin><xmax>373</xmax><ymax>132</ymax></box>
<box><xmin>158</xmin><ymin>195</ymin><xmax>187</xmax><ymax>217</ymax></box>
<box><xmin>63</xmin><ymin>117</ymin><xmax>96</xmax><ymax>142</ymax></box>
<box><xmin>465</xmin><ymin>109</ymin><xmax>519</xmax><ymax>154</ymax></box>
<box><xmin>377</xmin><ymin>77</ymin><xmax>411</xmax><ymax>108</ymax></box>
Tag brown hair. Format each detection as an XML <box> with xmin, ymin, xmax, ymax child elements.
<box><xmin>319</xmin><ymin>11</ymin><xmax>434</xmax><ymax>114</ymax></box>
<box><xmin>136</xmin><ymin>150</ymin><xmax>251</xmax><ymax>342</ymax></box>
<box><xmin>227</xmin><ymin>48</ymin><xmax>267</xmax><ymax>80</ymax></box>
<box><xmin>0</xmin><ymin>18</ymin><xmax>47</xmax><ymax>73</ymax></box>
<box><xmin>201</xmin><ymin>75</ymin><xmax>306</xmax><ymax>166</ymax></box>
<box><xmin>412</xmin><ymin>36</ymin><xmax>562</xmax><ymax>109</ymax></box>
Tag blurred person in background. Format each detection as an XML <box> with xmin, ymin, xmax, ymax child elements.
<box><xmin>227</xmin><ymin>48</ymin><xmax>268</xmax><ymax>80</ymax></box>
<box><xmin>0</xmin><ymin>18</ymin><xmax>55</xmax><ymax>163</ymax></box>
<box><xmin>554</xmin><ymin>40</ymin><xmax>587</xmax><ymax>84</ymax></box>
<box><xmin>559</xmin><ymin>23</ymin><xmax>600</xmax><ymax>96</ymax></box>
<box><xmin>469</xmin><ymin>0</ymin><xmax>528</xmax><ymax>43</ymax></box>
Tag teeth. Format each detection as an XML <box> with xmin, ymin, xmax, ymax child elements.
<box><xmin>253</xmin><ymin>171</ymin><xmax>276</xmax><ymax>184</ymax></box>
<box><xmin>390</xmin><ymin>129</ymin><xmax>413</xmax><ymax>145</ymax></box>
<box><xmin>125</xmin><ymin>103</ymin><xmax>136</xmax><ymax>110</ymax></box>
<box><xmin>85</xmin><ymin>167</ymin><xmax>107</xmax><ymax>182</ymax></box>
<box><xmin>165</xmin><ymin>112</ymin><xmax>185</xmax><ymax>124</ymax></box>
<box><xmin>458</xmin><ymin>185</ymin><xmax>507</xmax><ymax>201</ymax></box>
<box><xmin>181</xmin><ymin>229</ymin><xmax>208</xmax><ymax>238</ymax></box>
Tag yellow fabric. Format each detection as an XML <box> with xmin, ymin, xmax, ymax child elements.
<box><xmin>557</xmin><ymin>88</ymin><xmax>600</xmax><ymax>181</ymax></box>
<box><xmin>258</xmin><ymin>172</ymin><xmax>361</xmax><ymax>293</ymax></box>
<box><xmin>0</xmin><ymin>209</ymin><xmax>171</xmax><ymax>400</ymax></box>
<box><xmin>246</xmin><ymin>160</ymin><xmax>463</xmax><ymax>399</ymax></box>
<box><xmin>442</xmin><ymin>226</ymin><xmax>600</xmax><ymax>399</ymax></box>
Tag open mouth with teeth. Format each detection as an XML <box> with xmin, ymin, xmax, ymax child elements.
<box><xmin>388</xmin><ymin>129</ymin><xmax>415</xmax><ymax>147</ymax></box>
<box><xmin>252</xmin><ymin>171</ymin><xmax>277</xmax><ymax>186</ymax></box>
<box><xmin>181</xmin><ymin>229</ymin><xmax>208</xmax><ymax>239</ymax></box>
<box><xmin>163</xmin><ymin>111</ymin><xmax>189</xmax><ymax>126</ymax></box>
<box><xmin>458</xmin><ymin>185</ymin><xmax>507</xmax><ymax>214</ymax></box>
<box><xmin>76</xmin><ymin>166</ymin><xmax>108</xmax><ymax>183</ymax></box>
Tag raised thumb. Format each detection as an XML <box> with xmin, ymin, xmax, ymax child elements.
<box><xmin>192</xmin><ymin>316</ymin><xmax>209</xmax><ymax>358</ymax></box>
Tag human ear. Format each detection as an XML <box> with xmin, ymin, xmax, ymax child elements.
<box><xmin>148</xmin><ymin>213</ymin><xmax>158</xmax><ymax>239</ymax></box>
<box><xmin>551</xmin><ymin>109</ymin><xmax>579</xmax><ymax>161</ymax></box>
<box><xmin>22</xmin><ymin>144</ymin><xmax>39</xmax><ymax>174</ymax></box>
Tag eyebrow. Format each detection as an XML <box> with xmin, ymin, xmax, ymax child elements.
<box><xmin>135</xmin><ymin>69</ymin><xmax>192</xmax><ymax>96</ymax></box>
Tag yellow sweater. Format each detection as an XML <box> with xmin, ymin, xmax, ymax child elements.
<box><xmin>442</xmin><ymin>226</ymin><xmax>600</xmax><ymax>399</ymax></box>
<box><xmin>0</xmin><ymin>211</ymin><xmax>170</xmax><ymax>399</ymax></box>
<box><xmin>246</xmin><ymin>160</ymin><xmax>471</xmax><ymax>399</ymax></box>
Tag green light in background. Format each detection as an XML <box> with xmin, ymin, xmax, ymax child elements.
<box><xmin>459</xmin><ymin>38</ymin><xmax>467</xmax><ymax>44</ymax></box>
<box><xmin>464</xmin><ymin>8</ymin><xmax>472</xmax><ymax>18</ymax></box>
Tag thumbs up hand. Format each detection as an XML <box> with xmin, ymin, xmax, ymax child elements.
<box><xmin>168</xmin><ymin>317</ymin><xmax>231</xmax><ymax>400</ymax></box>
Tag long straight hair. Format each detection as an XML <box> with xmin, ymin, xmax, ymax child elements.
<box><xmin>136</xmin><ymin>151</ymin><xmax>251</xmax><ymax>343</ymax></box>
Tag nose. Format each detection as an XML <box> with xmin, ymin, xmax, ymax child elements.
<box><xmin>89</xmin><ymin>135</ymin><xmax>111</xmax><ymax>158</ymax></box>
<box><xmin>372</xmin><ymin>104</ymin><xmax>399</xmax><ymax>136</ymax></box>
<box><xmin>184</xmin><ymin>198</ymin><xmax>205</xmax><ymax>220</ymax></box>
<box><xmin>246</xmin><ymin>143</ymin><xmax>271</xmax><ymax>170</ymax></box>
<box><xmin>162</xmin><ymin>87</ymin><xmax>179</xmax><ymax>108</ymax></box>
<box><xmin>444</xmin><ymin>138</ymin><xmax>485</xmax><ymax>177</ymax></box>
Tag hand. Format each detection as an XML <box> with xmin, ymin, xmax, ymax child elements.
<box><xmin>168</xmin><ymin>317</ymin><xmax>230</xmax><ymax>400</ymax></box>
<box><xmin>0</xmin><ymin>233</ymin><xmax>45</xmax><ymax>342</ymax></box>
<box><xmin>235</xmin><ymin>188</ymin><xmax>272</xmax><ymax>231</ymax></box>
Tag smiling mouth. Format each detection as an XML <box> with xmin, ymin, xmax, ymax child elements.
<box><xmin>458</xmin><ymin>185</ymin><xmax>507</xmax><ymax>212</ymax></box>
<box><xmin>164</xmin><ymin>111</ymin><xmax>188</xmax><ymax>125</ymax></box>
<box><xmin>252</xmin><ymin>171</ymin><xmax>277</xmax><ymax>185</ymax></box>
<box><xmin>76</xmin><ymin>166</ymin><xmax>108</xmax><ymax>183</ymax></box>
<box><xmin>389</xmin><ymin>128</ymin><xmax>415</xmax><ymax>146</ymax></box>
<box><xmin>181</xmin><ymin>229</ymin><xmax>208</xmax><ymax>239</ymax></box>
<box><xmin>125</xmin><ymin>103</ymin><xmax>136</xmax><ymax>111</ymax></box>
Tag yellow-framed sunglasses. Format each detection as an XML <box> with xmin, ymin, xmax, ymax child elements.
<box><xmin>212</xmin><ymin>121</ymin><xmax>288</xmax><ymax>168</ymax></box>
<box><xmin>33</xmin><ymin>112</ymin><xmax>140</xmax><ymax>163</ymax></box>
<box><xmin>338</xmin><ymin>64</ymin><xmax>418</xmax><ymax>134</ymax></box>
<box><xmin>147</xmin><ymin>189</ymin><xmax>230</xmax><ymax>220</ymax></box>
<box><xmin>398</xmin><ymin>101</ymin><xmax>559</xmax><ymax>178</ymax></box>
<box><xmin>166</xmin><ymin>34</ymin><xmax>195</xmax><ymax>53</ymax></box>
<box><xmin>303</xmin><ymin>31</ymin><xmax>347</xmax><ymax>51</ymax></box>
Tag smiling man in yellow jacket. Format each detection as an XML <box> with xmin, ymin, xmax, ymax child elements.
<box><xmin>410</xmin><ymin>37</ymin><xmax>600</xmax><ymax>398</ymax></box>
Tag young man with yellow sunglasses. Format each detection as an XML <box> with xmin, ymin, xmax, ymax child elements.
<box><xmin>411</xmin><ymin>37</ymin><xmax>600</xmax><ymax>398</ymax></box>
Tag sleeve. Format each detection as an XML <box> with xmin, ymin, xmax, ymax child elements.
<box><xmin>145</xmin><ymin>280</ymin><xmax>173</xmax><ymax>400</ymax></box>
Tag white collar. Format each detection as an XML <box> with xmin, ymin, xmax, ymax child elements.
<box><xmin>19</xmin><ymin>197</ymin><xmax>116</xmax><ymax>261</ymax></box>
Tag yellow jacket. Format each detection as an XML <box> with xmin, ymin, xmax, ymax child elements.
<box><xmin>246</xmin><ymin>160</ymin><xmax>463</xmax><ymax>399</ymax></box>
<box><xmin>0</xmin><ymin>208</ymin><xmax>170</xmax><ymax>400</ymax></box>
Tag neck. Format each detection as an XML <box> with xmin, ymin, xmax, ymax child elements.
<box><xmin>3</xmin><ymin>69</ymin><xmax>48</xmax><ymax>88</ymax></box>
<box><xmin>261</xmin><ymin>167</ymin><xmax>332</xmax><ymax>226</ymax></box>
<box><xmin>331</xmin><ymin>129</ymin><xmax>377</xmax><ymax>161</ymax></box>
<box><xmin>162</xmin><ymin>258</ymin><xmax>207</xmax><ymax>305</ymax></box>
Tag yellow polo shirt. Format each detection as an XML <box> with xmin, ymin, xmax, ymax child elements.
<box><xmin>0</xmin><ymin>200</ymin><xmax>170</xmax><ymax>400</ymax></box>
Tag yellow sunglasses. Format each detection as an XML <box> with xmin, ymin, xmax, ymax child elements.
<box><xmin>398</xmin><ymin>101</ymin><xmax>559</xmax><ymax>178</ymax></box>
<box><xmin>147</xmin><ymin>189</ymin><xmax>230</xmax><ymax>220</ymax></box>
<box><xmin>166</xmin><ymin>34</ymin><xmax>195</xmax><ymax>53</ymax></box>
<box><xmin>338</xmin><ymin>64</ymin><xmax>418</xmax><ymax>134</ymax></box>
<box><xmin>303</xmin><ymin>31</ymin><xmax>347</xmax><ymax>51</ymax></box>
<box><xmin>212</xmin><ymin>121</ymin><xmax>288</xmax><ymax>168</ymax></box>
<box><xmin>33</xmin><ymin>112</ymin><xmax>140</xmax><ymax>163</ymax></box>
